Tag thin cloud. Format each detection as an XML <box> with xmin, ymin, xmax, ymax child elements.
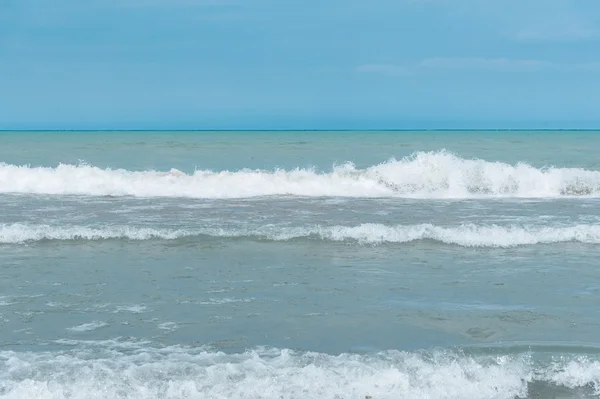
<box><xmin>513</xmin><ymin>6</ymin><xmax>600</xmax><ymax>42</ymax></box>
<box><xmin>357</xmin><ymin>57</ymin><xmax>600</xmax><ymax>75</ymax></box>
<box><xmin>418</xmin><ymin>57</ymin><xmax>549</xmax><ymax>70</ymax></box>
<box><xmin>516</xmin><ymin>25</ymin><xmax>600</xmax><ymax>42</ymax></box>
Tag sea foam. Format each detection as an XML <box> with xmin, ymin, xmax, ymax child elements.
<box><xmin>1</xmin><ymin>346</ymin><xmax>599</xmax><ymax>399</ymax></box>
<box><xmin>1</xmin><ymin>151</ymin><xmax>600</xmax><ymax>198</ymax></box>
<box><xmin>2</xmin><ymin>223</ymin><xmax>600</xmax><ymax>247</ymax></box>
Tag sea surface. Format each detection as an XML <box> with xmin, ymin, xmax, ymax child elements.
<box><xmin>1</xmin><ymin>130</ymin><xmax>600</xmax><ymax>398</ymax></box>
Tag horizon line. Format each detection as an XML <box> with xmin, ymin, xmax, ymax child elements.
<box><xmin>2</xmin><ymin>128</ymin><xmax>600</xmax><ymax>132</ymax></box>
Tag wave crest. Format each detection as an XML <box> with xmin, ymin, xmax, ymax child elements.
<box><xmin>3</xmin><ymin>223</ymin><xmax>600</xmax><ymax>247</ymax></box>
<box><xmin>1</xmin><ymin>346</ymin><xmax>599</xmax><ymax>399</ymax></box>
<box><xmin>2</xmin><ymin>151</ymin><xmax>600</xmax><ymax>198</ymax></box>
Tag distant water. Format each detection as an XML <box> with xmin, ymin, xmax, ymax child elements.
<box><xmin>2</xmin><ymin>130</ymin><xmax>600</xmax><ymax>398</ymax></box>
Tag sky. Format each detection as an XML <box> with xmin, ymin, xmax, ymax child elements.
<box><xmin>1</xmin><ymin>0</ymin><xmax>600</xmax><ymax>130</ymax></box>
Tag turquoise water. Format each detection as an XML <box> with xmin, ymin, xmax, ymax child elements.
<box><xmin>2</xmin><ymin>130</ymin><xmax>600</xmax><ymax>398</ymax></box>
<box><xmin>3</xmin><ymin>130</ymin><xmax>600</xmax><ymax>171</ymax></box>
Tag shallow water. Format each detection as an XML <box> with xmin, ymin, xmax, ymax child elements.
<box><xmin>1</xmin><ymin>130</ymin><xmax>600</xmax><ymax>398</ymax></box>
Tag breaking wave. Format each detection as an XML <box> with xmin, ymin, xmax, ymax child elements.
<box><xmin>3</xmin><ymin>223</ymin><xmax>600</xmax><ymax>247</ymax></box>
<box><xmin>1</xmin><ymin>345</ymin><xmax>600</xmax><ymax>399</ymax></box>
<box><xmin>2</xmin><ymin>151</ymin><xmax>600</xmax><ymax>198</ymax></box>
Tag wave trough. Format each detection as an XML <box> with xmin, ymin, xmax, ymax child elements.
<box><xmin>3</xmin><ymin>223</ymin><xmax>600</xmax><ymax>247</ymax></box>
<box><xmin>2</xmin><ymin>151</ymin><xmax>600</xmax><ymax>198</ymax></box>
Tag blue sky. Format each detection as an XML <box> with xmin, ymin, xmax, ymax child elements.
<box><xmin>1</xmin><ymin>0</ymin><xmax>600</xmax><ymax>129</ymax></box>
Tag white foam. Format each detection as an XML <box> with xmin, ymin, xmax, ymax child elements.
<box><xmin>115</xmin><ymin>305</ymin><xmax>148</xmax><ymax>314</ymax></box>
<box><xmin>66</xmin><ymin>321</ymin><xmax>108</xmax><ymax>332</ymax></box>
<box><xmin>157</xmin><ymin>322</ymin><xmax>178</xmax><ymax>331</ymax></box>
<box><xmin>54</xmin><ymin>338</ymin><xmax>153</xmax><ymax>350</ymax></box>
<box><xmin>45</xmin><ymin>302</ymin><xmax>69</xmax><ymax>308</ymax></box>
<box><xmin>0</xmin><ymin>224</ymin><xmax>185</xmax><ymax>243</ymax></box>
<box><xmin>0</xmin><ymin>296</ymin><xmax>13</xmax><ymax>306</ymax></box>
<box><xmin>2</xmin><ymin>222</ymin><xmax>600</xmax><ymax>247</ymax></box>
<box><xmin>2</xmin><ymin>151</ymin><xmax>600</xmax><ymax>198</ymax></box>
<box><xmin>1</xmin><ymin>347</ymin><xmax>599</xmax><ymax>399</ymax></box>
<box><xmin>198</xmin><ymin>297</ymin><xmax>255</xmax><ymax>305</ymax></box>
<box><xmin>318</xmin><ymin>223</ymin><xmax>600</xmax><ymax>247</ymax></box>
<box><xmin>546</xmin><ymin>358</ymin><xmax>600</xmax><ymax>391</ymax></box>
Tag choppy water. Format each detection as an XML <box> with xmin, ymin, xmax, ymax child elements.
<box><xmin>2</xmin><ymin>130</ymin><xmax>600</xmax><ymax>398</ymax></box>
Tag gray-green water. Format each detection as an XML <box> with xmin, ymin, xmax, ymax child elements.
<box><xmin>1</xmin><ymin>130</ymin><xmax>600</xmax><ymax>398</ymax></box>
